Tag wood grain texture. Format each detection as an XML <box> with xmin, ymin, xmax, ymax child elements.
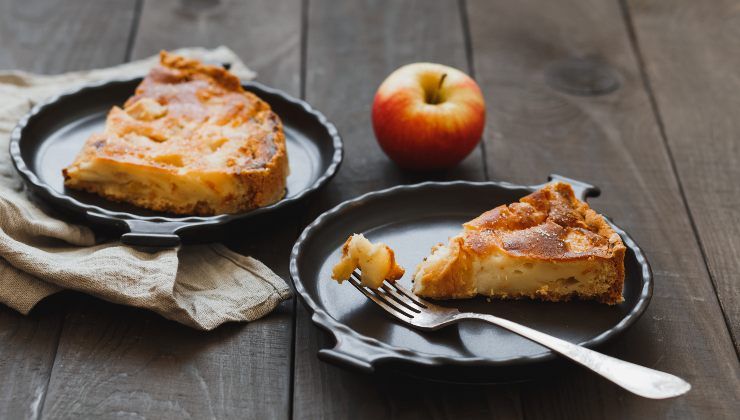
<box><xmin>292</xmin><ymin>1</ymin><xmax>519</xmax><ymax>419</ymax></box>
<box><xmin>41</xmin><ymin>294</ymin><xmax>292</xmax><ymax>419</ymax></box>
<box><xmin>0</xmin><ymin>0</ymin><xmax>137</xmax><ymax>73</ymax></box>
<box><xmin>132</xmin><ymin>0</ymin><xmax>301</xmax><ymax>95</ymax></box>
<box><xmin>0</xmin><ymin>1</ymin><xmax>137</xmax><ymax>418</ymax></box>
<box><xmin>1</xmin><ymin>0</ymin><xmax>737</xmax><ymax>418</ymax></box>
<box><xmin>625</xmin><ymin>0</ymin><xmax>740</xmax><ymax>351</ymax></box>
<box><xmin>300</xmin><ymin>0</ymin><xmax>484</xmax><ymax>214</ymax></box>
<box><xmin>467</xmin><ymin>0</ymin><xmax>740</xmax><ymax>417</ymax></box>
<box><xmin>0</xmin><ymin>298</ymin><xmax>64</xmax><ymax>419</ymax></box>
<box><xmin>39</xmin><ymin>1</ymin><xmax>302</xmax><ymax>419</ymax></box>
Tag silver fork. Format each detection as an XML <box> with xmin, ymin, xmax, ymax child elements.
<box><xmin>347</xmin><ymin>271</ymin><xmax>691</xmax><ymax>399</ymax></box>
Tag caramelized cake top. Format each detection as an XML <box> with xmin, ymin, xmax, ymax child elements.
<box><xmin>96</xmin><ymin>51</ymin><xmax>283</xmax><ymax>174</ymax></box>
<box><xmin>63</xmin><ymin>51</ymin><xmax>289</xmax><ymax>215</ymax></box>
<box><xmin>463</xmin><ymin>182</ymin><xmax>624</xmax><ymax>261</ymax></box>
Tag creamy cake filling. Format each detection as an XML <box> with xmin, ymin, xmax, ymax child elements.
<box><xmin>413</xmin><ymin>240</ymin><xmax>617</xmax><ymax>300</ymax></box>
<box><xmin>469</xmin><ymin>249</ymin><xmax>612</xmax><ymax>298</ymax></box>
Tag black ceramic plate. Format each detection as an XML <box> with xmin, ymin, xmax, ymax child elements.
<box><xmin>290</xmin><ymin>175</ymin><xmax>652</xmax><ymax>383</ymax></box>
<box><xmin>10</xmin><ymin>78</ymin><xmax>342</xmax><ymax>247</ymax></box>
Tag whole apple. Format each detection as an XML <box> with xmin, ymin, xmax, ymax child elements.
<box><xmin>372</xmin><ymin>63</ymin><xmax>486</xmax><ymax>170</ymax></box>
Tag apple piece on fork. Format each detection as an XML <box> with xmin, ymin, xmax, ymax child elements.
<box><xmin>331</xmin><ymin>234</ymin><xmax>405</xmax><ymax>289</ymax></box>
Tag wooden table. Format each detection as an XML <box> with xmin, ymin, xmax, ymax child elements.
<box><xmin>1</xmin><ymin>0</ymin><xmax>738</xmax><ymax>418</ymax></box>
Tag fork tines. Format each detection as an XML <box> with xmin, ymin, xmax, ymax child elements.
<box><xmin>348</xmin><ymin>270</ymin><xmax>427</xmax><ymax>322</ymax></box>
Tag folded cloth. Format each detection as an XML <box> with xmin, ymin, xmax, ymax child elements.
<box><xmin>0</xmin><ymin>47</ymin><xmax>291</xmax><ymax>330</ymax></box>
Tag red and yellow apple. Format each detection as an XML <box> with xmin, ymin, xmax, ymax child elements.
<box><xmin>372</xmin><ymin>63</ymin><xmax>486</xmax><ymax>170</ymax></box>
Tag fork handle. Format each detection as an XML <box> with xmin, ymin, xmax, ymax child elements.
<box><xmin>461</xmin><ymin>313</ymin><xmax>691</xmax><ymax>399</ymax></box>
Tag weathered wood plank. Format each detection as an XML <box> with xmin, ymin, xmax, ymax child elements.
<box><xmin>0</xmin><ymin>297</ymin><xmax>64</xmax><ymax>420</ymax></box>
<box><xmin>0</xmin><ymin>1</ymin><xmax>138</xmax><ymax>418</ymax></box>
<box><xmin>293</xmin><ymin>1</ymin><xmax>520</xmax><ymax>419</ymax></box>
<box><xmin>625</xmin><ymin>0</ymin><xmax>740</xmax><ymax>351</ymax></box>
<box><xmin>40</xmin><ymin>1</ymin><xmax>301</xmax><ymax>419</ymax></box>
<box><xmin>131</xmin><ymin>0</ymin><xmax>301</xmax><ymax>95</ymax></box>
<box><xmin>41</xmin><ymin>293</ymin><xmax>293</xmax><ymax>419</ymax></box>
<box><xmin>300</xmin><ymin>0</ymin><xmax>484</xmax><ymax>212</ymax></box>
<box><xmin>467</xmin><ymin>0</ymin><xmax>740</xmax><ymax>417</ymax></box>
<box><xmin>0</xmin><ymin>0</ymin><xmax>137</xmax><ymax>73</ymax></box>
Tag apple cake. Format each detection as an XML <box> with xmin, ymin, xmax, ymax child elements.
<box><xmin>413</xmin><ymin>182</ymin><xmax>626</xmax><ymax>304</ymax></box>
<box><xmin>63</xmin><ymin>51</ymin><xmax>289</xmax><ymax>215</ymax></box>
<box><xmin>332</xmin><ymin>234</ymin><xmax>405</xmax><ymax>289</ymax></box>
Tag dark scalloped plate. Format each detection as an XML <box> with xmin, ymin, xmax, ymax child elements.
<box><xmin>10</xmin><ymin>78</ymin><xmax>342</xmax><ymax>247</ymax></box>
<box><xmin>290</xmin><ymin>175</ymin><xmax>653</xmax><ymax>384</ymax></box>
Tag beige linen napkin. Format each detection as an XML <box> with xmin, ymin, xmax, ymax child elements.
<box><xmin>0</xmin><ymin>47</ymin><xmax>291</xmax><ymax>330</ymax></box>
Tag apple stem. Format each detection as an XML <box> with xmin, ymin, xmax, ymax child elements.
<box><xmin>430</xmin><ymin>73</ymin><xmax>447</xmax><ymax>104</ymax></box>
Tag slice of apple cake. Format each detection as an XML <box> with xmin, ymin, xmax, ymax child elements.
<box><xmin>412</xmin><ymin>182</ymin><xmax>625</xmax><ymax>304</ymax></box>
<box><xmin>63</xmin><ymin>51</ymin><xmax>288</xmax><ymax>215</ymax></box>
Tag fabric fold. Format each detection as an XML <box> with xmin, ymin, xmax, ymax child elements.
<box><xmin>0</xmin><ymin>47</ymin><xmax>291</xmax><ymax>330</ymax></box>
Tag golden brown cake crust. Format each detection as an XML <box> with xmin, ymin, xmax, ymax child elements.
<box><xmin>414</xmin><ymin>237</ymin><xmax>477</xmax><ymax>299</ymax></box>
<box><xmin>464</xmin><ymin>182</ymin><xmax>624</xmax><ymax>262</ymax></box>
<box><xmin>414</xmin><ymin>182</ymin><xmax>625</xmax><ymax>304</ymax></box>
<box><xmin>63</xmin><ymin>51</ymin><xmax>289</xmax><ymax>216</ymax></box>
